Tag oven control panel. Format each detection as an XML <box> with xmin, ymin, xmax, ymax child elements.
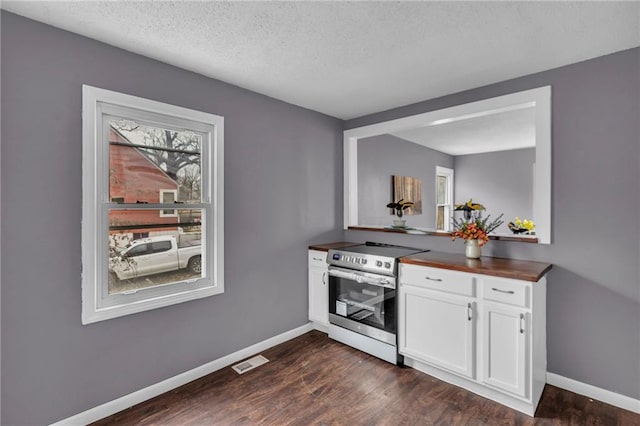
<box><xmin>328</xmin><ymin>251</ymin><xmax>395</xmax><ymax>275</ymax></box>
<box><xmin>331</xmin><ymin>253</ymin><xmax>369</xmax><ymax>265</ymax></box>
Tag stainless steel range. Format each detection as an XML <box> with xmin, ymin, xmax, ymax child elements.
<box><xmin>326</xmin><ymin>242</ymin><xmax>428</xmax><ymax>364</ymax></box>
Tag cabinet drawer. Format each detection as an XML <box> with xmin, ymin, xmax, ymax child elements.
<box><xmin>308</xmin><ymin>250</ymin><xmax>327</xmax><ymax>267</ymax></box>
<box><xmin>481</xmin><ymin>277</ymin><xmax>530</xmax><ymax>308</ymax></box>
<box><xmin>400</xmin><ymin>264</ymin><xmax>475</xmax><ymax>297</ymax></box>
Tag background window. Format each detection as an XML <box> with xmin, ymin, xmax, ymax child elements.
<box><xmin>160</xmin><ymin>189</ymin><xmax>178</xmax><ymax>217</ymax></box>
<box><xmin>435</xmin><ymin>166</ymin><xmax>454</xmax><ymax>231</ymax></box>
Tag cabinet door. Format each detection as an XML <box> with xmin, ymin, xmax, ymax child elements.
<box><xmin>308</xmin><ymin>265</ymin><xmax>328</xmax><ymax>325</ymax></box>
<box><xmin>482</xmin><ymin>302</ymin><xmax>528</xmax><ymax>398</ymax></box>
<box><xmin>399</xmin><ymin>285</ymin><xmax>475</xmax><ymax>379</ymax></box>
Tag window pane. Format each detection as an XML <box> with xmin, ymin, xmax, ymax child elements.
<box><xmin>437</xmin><ymin>176</ymin><xmax>447</xmax><ymax>204</ymax></box>
<box><xmin>436</xmin><ymin>206</ymin><xmax>445</xmax><ymax>230</ymax></box>
<box><xmin>108</xmin><ymin>209</ymin><xmax>204</xmax><ymax>295</ymax></box>
<box><xmin>109</xmin><ymin>119</ymin><xmax>202</xmax><ymax>203</ymax></box>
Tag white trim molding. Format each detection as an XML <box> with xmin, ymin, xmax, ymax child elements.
<box><xmin>547</xmin><ymin>372</ymin><xmax>640</xmax><ymax>414</ymax></box>
<box><xmin>49</xmin><ymin>323</ymin><xmax>314</xmax><ymax>426</ymax></box>
<box><xmin>344</xmin><ymin>86</ymin><xmax>552</xmax><ymax>244</ymax></box>
<box><xmin>82</xmin><ymin>84</ymin><xmax>225</xmax><ymax>324</ymax></box>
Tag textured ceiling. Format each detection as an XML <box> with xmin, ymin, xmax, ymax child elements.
<box><xmin>3</xmin><ymin>1</ymin><xmax>639</xmax><ymax>119</ymax></box>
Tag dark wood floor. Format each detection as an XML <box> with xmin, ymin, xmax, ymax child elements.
<box><xmin>93</xmin><ymin>330</ymin><xmax>639</xmax><ymax>425</ymax></box>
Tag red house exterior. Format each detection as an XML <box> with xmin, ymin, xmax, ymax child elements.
<box><xmin>109</xmin><ymin>127</ymin><xmax>179</xmax><ymax>235</ymax></box>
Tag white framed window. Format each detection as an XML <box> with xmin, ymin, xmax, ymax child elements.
<box><xmin>82</xmin><ymin>85</ymin><xmax>224</xmax><ymax>324</ymax></box>
<box><xmin>159</xmin><ymin>189</ymin><xmax>178</xmax><ymax>217</ymax></box>
<box><xmin>435</xmin><ymin>166</ymin><xmax>454</xmax><ymax>231</ymax></box>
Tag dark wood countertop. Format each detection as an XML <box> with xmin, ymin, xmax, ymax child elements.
<box><xmin>308</xmin><ymin>242</ymin><xmax>359</xmax><ymax>252</ymax></box>
<box><xmin>400</xmin><ymin>251</ymin><xmax>552</xmax><ymax>282</ymax></box>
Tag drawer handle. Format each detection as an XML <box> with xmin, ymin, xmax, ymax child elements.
<box><xmin>425</xmin><ymin>276</ymin><xmax>443</xmax><ymax>282</ymax></box>
<box><xmin>520</xmin><ymin>313</ymin><xmax>525</xmax><ymax>334</ymax></box>
<box><xmin>322</xmin><ymin>272</ymin><xmax>326</xmax><ymax>285</ymax></box>
<box><xmin>313</xmin><ymin>257</ymin><xmax>324</xmax><ymax>261</ymax></box>
<box><xmin>492</xmin><ymin>287</ymin><xmax>515</xmax><ymax>294</ymax></box>
<box><xmin>467</xmin><ymin>303</ymin><xmax>473</xmax><ymax>321</ymax></box>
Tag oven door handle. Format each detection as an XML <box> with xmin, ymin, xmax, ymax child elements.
<box><xmin>328</xmin><ymin>267</ymin><xmax>395</xmax><ymax>288</ymax></box>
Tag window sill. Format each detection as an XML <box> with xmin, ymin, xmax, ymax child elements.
<box><xmin>346</xmin><ymin>226</ymin><xmax>539</xmax><ymax>243</ymax></box>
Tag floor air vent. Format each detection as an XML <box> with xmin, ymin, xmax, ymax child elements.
<box><xmin>232</xmin><ymin>355</ymin><xmax>269</xmax><ymax>374</ymax></box>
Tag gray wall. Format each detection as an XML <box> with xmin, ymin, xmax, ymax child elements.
<box><xmin>345</xmin><ymin>47</ymin><xmax>640</xmax><ymax>400</ymax></box>
<box><xmin>2</xmin><ymin>11</ymin><xmax>638</xmax><ymax>425</ymax></box>
<box><xmin>0</xmin><ymin>12</ymin><xmax>343</xmax><ymax>425</ymax></box>
<box><xmin>454</xmin><ymin>148</ymin><xmax>535</xmax><ymax>234</ymax></box>
<box><xmin>358</xmin><ymin>134</ymin><xmax>454</xmax><ymax>228</ymax></box>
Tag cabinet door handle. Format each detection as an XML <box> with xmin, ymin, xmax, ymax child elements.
<box><xmin>520</xmin><ymin>313</ymin><xmax>525</xmax><ymax>334</ymax></box>
<box><xmin>467</xmin><ymin>303</ymin><xmax>473</xmax><ymax>321</ymax></box>
<box><xmin>492</xmin><ymin>287</ymin><xmax>515</xmax><ymax>294</ymax></box>
<box><xmin>425</xmin><ymin>276</ymin><xmax>443</xmax><ymax>282</ymax></box>
<box><xmin>322</xmin><ymin>272</ymin><xmax>326</xmax><ymax>285</ymax></box>
<box><xmin>313</xmin><ymin>257</ymin><xmax>323</xmax><ymax>261</ymax></box>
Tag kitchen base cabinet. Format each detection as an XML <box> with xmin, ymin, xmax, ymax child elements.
<box><xmin>399</xmin><ymin>262</ymin><xmax>548</xmax><ymax>417</ymax></box>
<box><xmin>482</xmin><ymin>302</ymin><xmax>528</xmax><ymax>398</ymax></box>
<box><xmin>308</xmin><ymin>250</ymin><xmax>329</xmax><ymax>330</ymax></box>
<box><xmin>400</xmin><ymin>286</ymin><xmax>475</xmax><ymax>379</ymax></box>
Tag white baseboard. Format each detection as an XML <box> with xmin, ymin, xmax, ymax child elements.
<box><xmin>547</xmin><ymin>372</ymin><xmax>640</xmax><ymax>414</ymax></box>
<box><xmin>50</xmin><ymin>323</ymin><xmax>315</xmax><ymax>426</ymax></box>
<box><xmin>48</xmin><ymin>333</ymin><xmax>640</xmax><ymax>425</ymax></box>
<box><xmin>312</xmin><ymin>321</ymin><xmax>328</xmax><ymax>334</ymax></box>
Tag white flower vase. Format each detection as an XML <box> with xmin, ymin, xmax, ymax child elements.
<box><xmin>465</xmin><ymin>239</ymin><xmax>481</xmax><ymax>259</ymax></box>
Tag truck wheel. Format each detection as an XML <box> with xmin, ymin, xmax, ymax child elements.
<box><xmin>187</xmin><ymin>256</ymin><xmax>202</xmax><ymax>274</ymax></box>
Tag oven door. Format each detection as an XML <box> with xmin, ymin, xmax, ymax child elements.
<box><xmin>328</xmin><ymin>266</ymin><xmax>397</xmax><ymax>345</ymax></box>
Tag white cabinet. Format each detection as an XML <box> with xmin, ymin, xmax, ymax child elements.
<box><xmin>482</xmin><ymin>302</ymin><xmax>528</xmax><ymax>398</ymax></box>
<box><xmin>398</xmin><ymin>262</ymin><xmax>547</xmax><ymax>416</ymax></box>
<box><xmin>400</xmin><ymin>285</ymin><xmax>475</xmax><ymax>378</ymax></box>
<box><xmin>308</xmin><ymin>250</ymin><xmax>329</xmax><ymax>328</ymax></box>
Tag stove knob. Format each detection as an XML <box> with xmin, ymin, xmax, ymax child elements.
<box><xmin>375</xmin><ymin>260</ymin><xmax>383</xmax><ymax>267</ymax></box>
<box><xmin>384</xmin><ymin>262</ymin><xmax>391</xmax><ymax>269</ymax></box>
<box><xmin>355</xmin><ymin>258</ymin><xmax>361</xmax><ymax>264</ymax></box>
<box><xmin>361</xmin><ymin>259</ymin><xmax>367</xmax><ymax>265</ymax></box>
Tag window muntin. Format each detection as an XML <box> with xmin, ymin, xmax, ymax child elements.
<box><xmin>83</xmin><ymin>85</ymin><xmax>224</xmax><ymax>324</ymax></box>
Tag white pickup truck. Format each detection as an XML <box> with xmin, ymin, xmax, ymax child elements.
<box><xmin>110</xmin><ymin>235</ymin><xmax>202</xmax><ymax>280</ymax></box>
